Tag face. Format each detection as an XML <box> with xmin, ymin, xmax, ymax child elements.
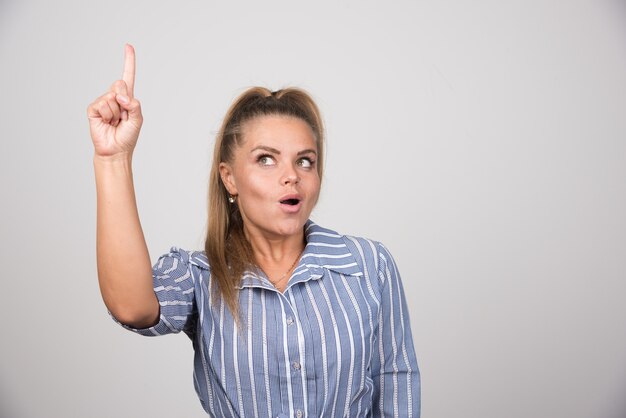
<box><xmin>219</xmin><ymin>115</ymin><xmax>321</xmax><ymax>240</ymax></box>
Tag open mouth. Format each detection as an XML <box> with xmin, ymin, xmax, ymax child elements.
<box><xmin>280</xmin><ymin>198</ymin><xmax>301</xmax><ymax>206</ymax></box>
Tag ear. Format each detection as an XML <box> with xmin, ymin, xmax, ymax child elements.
<box><xmin>219</xmin><ymin>162</ymin><xmax>238</xmax><ymax>196</ymax></box>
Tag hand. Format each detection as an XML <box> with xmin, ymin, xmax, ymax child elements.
<box><xmin>87</xmin><ymin>44</ymin><xmax>143</xmax><ymax>157</ymax></box>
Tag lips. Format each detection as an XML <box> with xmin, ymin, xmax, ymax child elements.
<box><xmin>279</xmin><ymin>194</ymin><xmax>302</xmax><ymax>213</ymax></box>
<box><xmin>280</xmin><ymin>198</ymin><xmax>300</xmax><ymax>206</ymax></box>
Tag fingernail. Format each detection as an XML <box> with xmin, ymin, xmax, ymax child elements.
<box><xmin>117</xmin><ymin>95</ymin><xmax>129</xmax><ymax>104</ymax></box>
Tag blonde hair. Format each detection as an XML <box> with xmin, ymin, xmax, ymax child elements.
<box><xmin>205</xmin><ymin>87</ymin><xmax>325</xmax><ymax>318</ymax></box>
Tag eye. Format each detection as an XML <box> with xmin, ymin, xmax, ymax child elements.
<box><xmin>257</xmin><ymin>154</ymin><xmax>276</xmax><ymax>166</ymax></box>
<box><xmin>297</xmin><ymin>157</ymin><xmax>315</xmax><ymax>169</ymax></box>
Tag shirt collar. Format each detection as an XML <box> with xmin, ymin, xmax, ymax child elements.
<box><xmin>299</xmin><ymin>220</ymin><xmax>363</xmax><ymax>276</ymax></box>
<box><xmin>235</xmin><ymin>220</ymin><xmax>364</xmax><ymax>290</ymax></box>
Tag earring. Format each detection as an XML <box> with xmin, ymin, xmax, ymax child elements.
<box><xmin>228</xmin><ymin>195</ymin><xmax>237</xmax><ymax>203</ymax></box>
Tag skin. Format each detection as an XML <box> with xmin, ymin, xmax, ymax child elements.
<box><xmin>87</xmin><ymin>44</ymin><xmax>158</xmax><ymax>328</ymax></box>
<box><xmin>219</xmin><ymin>115</ymin><xmax>321</xmax><ymax>291</ymax></box>
<box><xmin>88</xmin><ymin>46</ymin><xmax>318</xmax><ymax>327</ymax></box>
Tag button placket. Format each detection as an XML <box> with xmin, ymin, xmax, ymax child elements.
<box><xmin>283</xmin><ymin>300</ymin><xmax>301</xmax><ymax>374</ymax></box>
<box><xmin>277</xmin><ymin>292</ymin><xmax>306</xmax><ymax>415</ymax></box>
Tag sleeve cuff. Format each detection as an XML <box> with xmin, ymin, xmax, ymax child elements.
<box><xmin>108</xmin><ymin>310</ymin><xmax>180</xmax><ymax>336</ymax></box>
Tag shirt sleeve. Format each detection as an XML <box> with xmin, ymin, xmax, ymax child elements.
<box><xmin>371</xmin><ymin>243</ymin><xmax>421</xmax><ymax>417</ymax></box>
<box><xmin>110</xmin><ymin>247</ymin><xmax>197</xmax><ymax>337</ymax></box>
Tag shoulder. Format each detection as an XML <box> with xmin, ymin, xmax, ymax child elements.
<box><xmin>153</xmin><ymin>247</ymin><xmax>211</xmax><ymax>274</ymax></box>
<box><xmin>342</xmin><ymin>234</ymin><xmax>397</xmax><ymax>280</ymax></box>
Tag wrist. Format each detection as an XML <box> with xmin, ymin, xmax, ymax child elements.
<box><xmin>93</xmin><ymin>153</ymin><xmax>135</xmax><ymax>179</ymax></box>
<box><xmin>93</xmin><ymin>152</ymin><xmax>134</xmax><ymax>165</ymax></box>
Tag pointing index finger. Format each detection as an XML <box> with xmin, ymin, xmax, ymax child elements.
<box><xmin>122</xmin><ymin>43</ymin><xmax>136</xmax><ymax>97</ymax></box>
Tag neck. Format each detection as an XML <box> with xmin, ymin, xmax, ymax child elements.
<box><xmin>244</xmin><ymin>226</ymin><xmax>305</xmax><ymax>263</ymax></box>
<box><xmin>243</xmin><ymin>225</ymin><xmax>306</xmax><ymax>291</ymax></box>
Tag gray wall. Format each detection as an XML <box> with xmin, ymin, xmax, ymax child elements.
<box><xmin>1</xmin><ymin>1</ymin><xmax>625</xmax><ymax>417</ymax></box>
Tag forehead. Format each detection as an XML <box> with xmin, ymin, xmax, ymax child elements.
<box><xmin>239</xmin><ymin>115</ymin><xmax>317</xmax><ymax>150</ymax></box>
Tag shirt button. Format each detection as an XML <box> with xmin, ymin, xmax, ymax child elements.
<box><xmin>295</xmin><ymin>410</ymin><xmax>303</xmax><ymax>418</ymax></box>
<box><xmin>286</xmin><ymin>317</ymin><xmax>294</xmax><ymax>326</ymax></box>
<box><xmin>292</xmin><ymin>361</ymin><xmax>301</xmax><ymax>370</ymax></box>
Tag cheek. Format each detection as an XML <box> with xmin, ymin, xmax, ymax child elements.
<box><xmin>307</xmin><ymin>176</ymin><xmax>321</xmax><ymax>202</ymax></box>
<box><xmin>236</xmin><ymin>171</ymin><xmax>271</xmax><ymax>199</ymax></box>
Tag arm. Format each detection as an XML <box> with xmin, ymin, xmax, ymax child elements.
<box><xmin>87</xmin><ymin>44</ymin><xmax>158</xmax><ymax>328</ymax></box>
<box><xmin>371</xmin><ymin>243</ymin><xmax>421</xmax><ymax>418</ymax></box>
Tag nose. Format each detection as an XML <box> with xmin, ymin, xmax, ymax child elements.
<box><xmin>282</xmin><ymin>165</ymin><xmax>300</xmax><ymax>185</ymax></box>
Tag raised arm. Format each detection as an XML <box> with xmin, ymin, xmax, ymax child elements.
<box><xmin>87</xmin><ymin>44</ymin><xmax>158</xmax><ymax>328</ymax></box>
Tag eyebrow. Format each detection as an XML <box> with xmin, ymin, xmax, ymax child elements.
<box><xmin>250</xmin><ymin>145</ymin><xmax>317</xmax><ymax>156</ymax></box>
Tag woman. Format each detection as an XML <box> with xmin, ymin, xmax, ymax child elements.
<box><xmin>88</xmin><ymin>44</ymin><xmax>420</xmax><ymax>418</ymax></box>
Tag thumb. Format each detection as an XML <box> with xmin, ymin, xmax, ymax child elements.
<box><xmin>115</xmin><ymin>94</ymin><xmax>142</xmax><ymax>122</ymax></box>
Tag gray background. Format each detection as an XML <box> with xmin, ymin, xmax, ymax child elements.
<box><xmin>1</xmin><ymin>1</ymin><xmax>625</xmax><ymax>417</ymax></box>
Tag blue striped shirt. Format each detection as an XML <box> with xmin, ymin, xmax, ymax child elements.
<box><xmin>116</xmin><ymin>221</ymin><xmax>420</xmax><ymax>417</ymax></box>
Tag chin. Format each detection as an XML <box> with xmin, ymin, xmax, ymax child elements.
<box><xmin>272</xmin><ymin>217</ymin><xmax>308</xmax><ymax>236</ymax></box>
<box><xmin>242</xmin><ymin>207</ymin><xmax>311</xmax><ymax>239</ymax></box>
